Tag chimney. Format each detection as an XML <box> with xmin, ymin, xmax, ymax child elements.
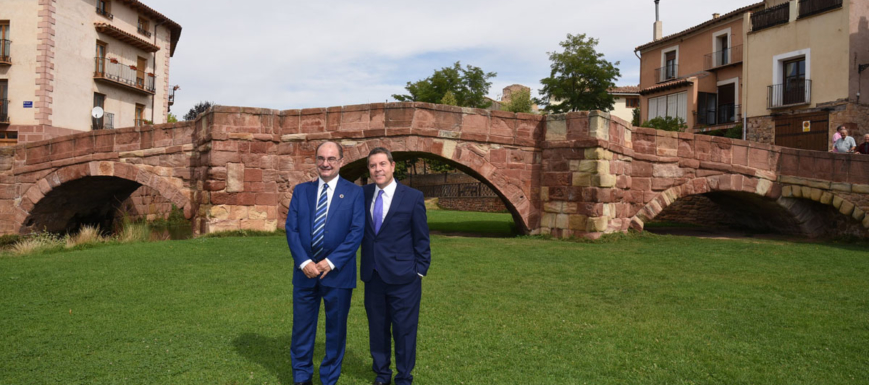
<box><xmin>713</xmin><ymin>13</ymin><xmax>721</xmax><ymax>18</ymax></box>
<box><xmin>653</xmin><ymin>0</ymin><xmax>663</xmax><ymax>41</ymax></box>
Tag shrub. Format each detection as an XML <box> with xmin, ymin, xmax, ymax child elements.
<box><xmin>641</xmin><ymin>116</ymin><xmax>686</xmax><ymax>132</ymax></box>
<box><xmin>11</xmin><ymin>232</ymin><xmax>65</xmax><ymax>256</ymax></box>
<box><xmin>65</xmin><ymin>225</ymin><xmax>106</xmax><ymax>249</ymax></box>
<box><xmin>118</xmin><ymin>222</ymin><xmax>150</xmax><ymax>243</ymax></box>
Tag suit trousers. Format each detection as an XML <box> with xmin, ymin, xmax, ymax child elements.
<box><xmin>364</xmin><ymin>271</ymin><xmax>422</xmax><ymax>385</ymax></box>
<box><xmin>291</xmin><ymin>282</ymin><xmax>353</xmax><ymax>385</ymax></box>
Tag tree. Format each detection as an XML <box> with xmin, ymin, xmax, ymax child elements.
<box><xmin>167</xmin><ymin>113</ymin><xmax>178</xmax><ymax>123</ymax></box>
<box><xmin>631</xmin><ymin>108</ymin><xmax>640</xmax><ymax>126</ymax></box>
<box><xmin>440</xmin><ymin>91</ymin><xmax>458</xmax><ymax>106</ymax></box>
<box><xmin>536</xmin><ymin>34</ymin><xmax>621</xmax><ymax>113</ymax></box>
<box><xmin>393</xmin><ymin>61</ymin><xmax>496</xmax><ymax>109</ymax></box>
<box><xmin>500</xmin><ymin>88</ymin><xmax>533</xmax><ymax>113</ymax></box>
<box><xmin>183</xmin><ymin>101</ymin><xmax>213</xmax><ymax>121</ymax></box>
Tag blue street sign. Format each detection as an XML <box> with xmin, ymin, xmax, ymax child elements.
<box><xmin>23</xmin><ymin>101</ymin><xmax>33</xmax><ymax>108</ymax></box>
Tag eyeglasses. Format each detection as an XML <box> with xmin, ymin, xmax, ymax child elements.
<box><xmin>316</xmin><ymin>156</ymin><xmax>343</xmax><ymax>164</ymax></box>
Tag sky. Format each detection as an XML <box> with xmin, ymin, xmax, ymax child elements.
<box><xmin>147</xmin><ymin>0</ymin><xmax>760</xmax><ymax>116</ymax></box>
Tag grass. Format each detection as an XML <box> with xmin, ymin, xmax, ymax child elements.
<box><xmin>1</xmin><ymin>231</ymin><xmax>868</xmax><ymax>384</ymax></box>
<box><xmin>426</xmin><ymin>210</ymin><xmax>516</xmax><ymax>236</ymax></box>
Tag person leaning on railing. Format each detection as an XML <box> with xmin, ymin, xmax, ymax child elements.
<box><xmin>832</xmin><ymin>128</ymin><xmax>857</xmax><ymax>154</ymax></box>
<box><xmin>856</xmin><ymin>134</ymin><xmax>869</xmax><ymax>155</ymax></box>
<box><xmin>831</xmin><ymin>125</ymin><xmax>844</xmax><ymax>152</ymax></box>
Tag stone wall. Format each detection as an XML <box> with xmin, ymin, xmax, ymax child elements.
<box><xmin>651</xmin><ymin>194</ymin><xmax>735</xmax><ymax>226</ymax></box>
<box><xmin>746</xmin><ymin>116</ymin><xmax>774</xmax><ymax>144</ymax></box>
<box><xmin>118</xmin><ymin>185</ymin><xmax>174</xmax><ymax>222</ymax></box>
<box><xmin>829</xmin><ymin>101</ymin><xmax>869</xmax><ymax>143</ymax></box>
<box><xmin>438</xmin><ymin>197</ymin><xmax>507</xmax><ymax>212</ymax></box>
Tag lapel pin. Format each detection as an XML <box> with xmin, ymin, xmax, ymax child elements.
<box><xmin>339</xmin><ymin>194</ymin><xmax>344</xmax><ymax>198</ymax></box>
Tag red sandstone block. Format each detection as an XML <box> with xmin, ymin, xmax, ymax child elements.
<box><xmin>237</xmin><ymin>193</ymin><xmax>257</xmax><ymax>206</ymax></box>
<box><xmin>633</xmin><ymin>177</ymin><xmax>652</xmax><ymax>191</ymax></box>
<box><xmin>616</xmin><ymin>176</ymin><xmax>632</xmax><ymax>189</ymax></box>
<box><xmin>209</xmin><ymin>151</ymin><xmax>242</xmax><ymax>166</ymax></box>
<box><xmin>249</xmin><ymin>141</ymin><xmax>273</xmax><ymax>154</ymax></box>
<box><xmin>678</xmin><ymin>159</ymin><xmax>700</xmax><ymax>169</ymax></box>
<box><xmin>732</xmin><ymin>145</ymin><xmax>749</xmax><ymax>166</ymax></box>
<box><xmin>632</xmin><ymin>161</ymin><xmax>653</xmax><ymax>177</ymax></box>
<box><xmin>56</xmin><ymin>164</ymin><xmax>88</xmax><ymax>183</ymax></box>
<box><xmin>204</xmin><ymin>181</ymin><xmax>226</xmax><ymax>191</ymax></box>
<box><xmin>300</xmin><ymin>113</ymin><xmax>326</xmax><ymax>134</ymax></box>
<box><xmin>384</xmin><ymin>107</ymin><xmax>414</xmax><ymax>129</ymax></box>
<box><xmin>255</xmin><ymin>193</ymin><xmax>278</xmax><ymax>206</ymax></box>
<box><xmin>489</xmin><ymin>116</ymin><xmax>515</xmax><ymax>138</ymax></box>
<box><xmin>699</xmin><ymin>161</ymin><xmax>733</xmax><ymax>173</ymax></box>
<box><xmin>245</xmin><ymin>182</ymin><xmax>265</xmax><ymax>192</ymax></box>
<box><xmin>211</xmin><ymin>192</ymin><xmax>235</xmax><ymax>205</ymax></box>
<box><xmin>212</xmin><ymin>140</ymin><xmax>238</xmax><ymax>152</ymax></box>
<box><xmin>244</xmin><ymin>169</ymin><xmax>263</xmax><ymax>182</ymax></box>
<box><xmin>651</xmin><ymin>178</ymin><xmax>676</xmax><ymax>191</ymax></box>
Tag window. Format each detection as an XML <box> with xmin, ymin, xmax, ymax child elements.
<box><xmin>135</xmin><ymin>103</ymin><xmax>145</xmax><ymax>126</ymax></box>
<box><xmin>665</xmin><ymin>51</ymin><xmax>677</xmax><ymax>79</ymax></box>
<box><xmin>136</xmin><ymin>56</ymin><xmax>147</xmax><ymax>88</ymax></box>
<box><xmin>783</xmin><ymin>58</ymin><xmax>806</xmax><ymax>105</ymax></box>
<box><xmin>697</xmin><ymin>92</ymin><xmax>718</xmax><ymax>126</ymax></box>
<box><xmin>96</xmin><ymin>0</ymin><xmax>113</xmax><ymax>19</ymax></box>
<box><xmin>0</xmin><ymin>131</ymin><xmax>17</xmax><ymax>146</ymax></box>
<box><xmin>626</xmin><ymin>97</ymin><xmax>639</xmax><ymax>108</ymax></box>
<box><xmin>647</xmin><ymin>92</ymin><xmax>687</xmax><ymax>123</ymax></box>
<box><xmin>0</xmin><ymin>80</ymin><xmax>8</xmax><ymax>124</ymax></box>
<box><xmin>137</xmin><ymin>17</ymin><xmax>151</xmax><ymax>37</ymax></box>
<box><xmin>93</xmin><ymin>93</ymin><xmax>105</xmax><ymax>130</ymax></box>
<box><xmin>95</xmin><ymin>41</ymin><xmax>107</xmax><ymax>75</ymax></box>
<box><xmin>0</xmin><ymin>21</ymin><xmax>9</xmax><ymax>61</ymax></box>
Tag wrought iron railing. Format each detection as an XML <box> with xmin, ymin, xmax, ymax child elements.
<box><xmin>0</xmin><ymin>98</ymin><xmax>9</xmax><ymax>124</ymax></box>
<box><xmin>94</xmin><ymin>57</ymin><xmax>155</xmax><ymax>93</ymax></box>
<box><xmin>135</xmin><ymin>119</ymin><xmax>149</xmax><ymax>127</ymax></box>
<box><xmin>751</xmin><ymin>2</ymin><xmax>790</xmax><ymax>32</ymax></box>
<box><xmin>718</xmin><ymin>104</ymin><xmax>739</xmax><ymax>124</ymax></box>
<box><xmin>416</xmin><ymin>182</ymin><xmax>498</xmax><ymax>198</ymax></box>
<box><xmin>704</xmin><ymin>45</ymin><xmax>743</xmax><ymax>69</ymax></box>
<box><xmin>92</xmin><ymin>112</ymin><xmax>114</xmax><ymax>130</ymax></box>
<box><xmin>0</xmin><ymin>39</ymin><xmax>10</xmax><ymax>64</ymax></box>
<box><xmin>654</xmin><ymin>64</ymin><xmax>679</xmax><ymax>83</ymax></box>
<box><xmin>169</xmin><ymin>85</ymin><xmax>177</xmax><ymax>106</ymax></box>
<box><xmin>799</xmin><ymin>0</ymin><xmax>843</xmax><ymax>18</ymax></box>
<box><xmin>95</xmin><ymin>6</ymin><xmax>113</xmax><ymax>20</ymax></box>
<box><xmin>768</xmin><ymin>80</ymin><xmax>812</xmax><ymax>108</ymax></box>
<box><xmin>137</xmin><ymin>26</ymin><xmax>152</xmax><ymax>38</ymax></box>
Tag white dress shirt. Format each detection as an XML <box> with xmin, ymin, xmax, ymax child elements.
<box><xmin>299</xmin><ymin>176</ymin><xmax>339</xmax><ymax>271</ymax></box>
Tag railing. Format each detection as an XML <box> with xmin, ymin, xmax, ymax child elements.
<box><xmin>654</xmin><ymin>64</ymin><xmax>679</xmax><ymax>83</ymax></box>
<box><xmin>0</xmin><ymin>39</ymin><xmax>10</xmax><ymax>64</ymax></box>
<box><xmin>95</xmin><ymin>6</ymin><xmax>113</xmax><ymax>20</ymax></box>
<box><xmin>697</xmin><ymin>104</ymin><xmax>740</xmax><ymax>126</ymax></box>
<box><xmin>169</xmin><ymin>85</ymin><xmax>177</xmax><ymax>105</ymax></box>
<box><xmin>0</xmin><ymin>98</ymin><xmax>9</xmax><ymax>124</ymax></box>
<box><xmin>751</xmin><ymin>2</ymin><xmax>790</xmax><ymax>32</ymax></box>
<box><xmin>137</xmin><ymin>26</ymin><xmax>152</xmax><ymax>38</ymax></box>
<box><xmin>92</xmin><ymin>112</ymin><xmax>114</xmax><ymax>130</ymax></box>
<box><xmin>768</xmin><ymin>80</ymin><xmax>812</xmax><ymax>108</ymax></box>
<box><xmin>135</xmin><ymin>119</ymin><xmax>149</xmax><ymax>127</ymax></box>
<box><xmin>799</xmin><ymin>0</ymin><xmax>843</xmax><ymax>18</ymax></box>
<box><xmin>704</xmin><ymin>45</ymin><xmax>743</xmax><ymax>69</ymax></box>
<box><xmin>94</xmin><ymin>57</ymin><xmax>156</xmax><ymax>93</ymax></box>
<box><xmin>416</xmin><ymin>182</ymin><xmax>498</xmax><ymax>198</ymax></box>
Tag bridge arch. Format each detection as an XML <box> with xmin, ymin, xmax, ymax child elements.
<box><xmin>630</xmin><ymin>174</ymin><xmax>868</xmax><ymax>238</ymax></box>
<box><xmin>16</xmin><ymin>161</ymin><xmax>193</xmax><ymax>234</ymax></box>
<box><xmin>329</xmin><ymin>137</ymin><xmax>536</xmax><ymax>234</ymax></box>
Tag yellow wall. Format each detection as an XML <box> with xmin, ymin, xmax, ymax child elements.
<box><xmin>744</xmin><ymin>0</ymin><xmax>850</xmax><ymax>117</ymax></box>
<box><xmin>0</xmin><ymin>0</ymin><xmax>40</xmax><ymax>126</ymax></box>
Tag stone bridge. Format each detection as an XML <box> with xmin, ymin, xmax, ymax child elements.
<box><xmin>1</xmin><ymin>102</ymin><xmax>867</xmax><ymax>238</ymax></box>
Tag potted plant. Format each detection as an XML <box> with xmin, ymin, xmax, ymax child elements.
<box><xmin>109</xmin><ymin>58</ymin><xmax>119</xmax><ymax>64</ymax></box>
<box><xmin>129</xmin><ymin>65</ymin><xmax>137</xmax><ymax>70</ymax></box>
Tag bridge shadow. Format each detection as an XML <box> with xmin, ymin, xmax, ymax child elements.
<box><xmin>232</xmin><ymin>333</ymin><xmax>369</xmax><ymax>384</ymax></box>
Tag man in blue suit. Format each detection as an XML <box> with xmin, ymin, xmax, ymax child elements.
<box><xmin>285</xmin><ymin>141</ymin><xmax>365</xmax><ymax>385</ymax></box>
<box><xmin>361</xmin><ymin>147</ymin><xmax>431</xmax><ymax>385</ymax></box>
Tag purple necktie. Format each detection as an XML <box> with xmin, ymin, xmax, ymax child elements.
<box><xmin>373</xmin><ymin>190</ymin><xmax>384</xmax><ymax>234</ymax></box>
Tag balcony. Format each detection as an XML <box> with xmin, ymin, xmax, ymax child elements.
<box><xmin>654</xmin><ymin>64</ymin><xmax>679</xmax><ymax>84</ymax></box>
<box><xmin>751</xmin><ymin>2</ymin><xmax>790</xmax><ymax>32</ymax></box>
<box><xmin>92</xmin><ymin>112</ymin><xmax>114</xmax><ymax>130</ymax></box>
<box><xmin>169</xmin><ymin>85</ymin><xmax>178</xmax><ymax>106</ymax></box>
<box><xmin>0</xmin><ymin>98</ymin><xmax>9</xmax><ymax>124</ymax></box>
<box><xmin>135</xmin><ymin>119</ymin><xmax>151</xmax><ymax>127</ymax></box>
<box><xmin>0</xmin><ymin>39</ymin><xmax>10</xmax><ymax>65</ymax></box>
<box><xmin>95</xmin><ymin>6</ymin><xmax>113</xmax><ymax>20</ymax></box>
<box><xmin>704</xmin><ymin>45</ymin><xmax>743</xmax><ymax>70</ymax></box>
<box><xmin>768</xmin><ymin>80</ymin><xmax>812</xmax><ymax>109</ymax></box>
<box><xmin>799</xmin><ymin>0</ymin><xmax>843</xmax><ymax>18</ymax></box>
<box><xmin>137</xmin><ymin>26</ymin><xmax>152</xmax><ymax>38</ymax></box>
<box><xmin>94</xmin><ymin>57</ymin><xmax>156</xmax><ymax>95</ymax></box>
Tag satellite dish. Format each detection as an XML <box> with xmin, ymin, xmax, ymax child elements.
<box><xmin>91</xmin><ymin>106</ymin><xmax>104</xmax><ymax>119</ymax></box>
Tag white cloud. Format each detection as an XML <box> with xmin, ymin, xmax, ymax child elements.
<box><xmin>150</xmin><ymin>0</ymin><xmax>760</xmax><ymax>115</ymax></box>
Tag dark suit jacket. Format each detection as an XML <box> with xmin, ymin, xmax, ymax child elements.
<box><xmin>361</xmin><ymin>182</ymin><xmax>431</xmax><ymax>285</ymax></box>
<box><xmin>285</xmin><ymin>177</ymin><xmax>365</xmax><ymax>289</ymax></box>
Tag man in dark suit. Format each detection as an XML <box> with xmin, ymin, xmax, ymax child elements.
<box><xmin>286</xmin><ymin>141</ymin><xmax>365</xmax><ymax>385</ymax></box>
<box><xmin>361</xmin><ymin>147</ymin><xmax>431</xmax><ymax>385</ymax></box>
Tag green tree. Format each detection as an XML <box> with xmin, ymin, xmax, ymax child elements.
<box><xmin>440</xmin><ymin>91</ymin><xmax>458</xmax><ymax>106</ymax></box>
<box><xmin>167</xmin><ymin>113</ymin><xmax>178</xmax><ymax>123</ymax></box>
<box><xmin>500</xmin><ymin>88</ymin><xmax>533</xmax><ymax>113</ymax></box>
<box><xmin>536</xmin><ymin>34</ymin><xmax>621</xmax><ymax>113</ymax></box>
<box><xmin>631</xmin><ymin>108</ymin><xmax>640</xmax><ymax>126</ymax></box>
<box><xmin>393</xmin><ymin>61</ymin><xmax>496</xmax><ymax>109</ymax></box>
<box><xmin>183</xmin><ymin>101</ymin><xmax>213</xmax><ymax>121</ymax></box>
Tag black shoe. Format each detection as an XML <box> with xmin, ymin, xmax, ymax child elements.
<box><xmin>294</xmin><ymin>382</ymin><xmax>313</xmax><ymax>385</ymax></box>
<box><xmin>373</xmin><ymin>382</ymin><xmax>391</xmax><ymax>385</ymax></box>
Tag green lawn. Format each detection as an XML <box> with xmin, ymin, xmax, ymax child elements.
<box><xmin>2</xmin><ymin>221</ymin><xmax>869</xmax><ymax>384</ymax></box>
<box><xmin>425</xmin><ymin>210</ymin><xmax>516</xmax><ymax>236</ymax></box>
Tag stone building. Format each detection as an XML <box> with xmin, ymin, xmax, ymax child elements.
<box><xmin>0</xmin><ymin>0</ymin><xmax>182</xmax><ymax>145</ymax></box>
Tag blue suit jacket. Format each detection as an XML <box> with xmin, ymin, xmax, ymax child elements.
<box><xmin>286</xmin><ymin>177</ymin><xmax>365</xmax><ymax>289</ymax></box>
<box><xmin>361</xmin><ymin>182</ymin><xmax>431</xmax><ymax>285</ymax></box>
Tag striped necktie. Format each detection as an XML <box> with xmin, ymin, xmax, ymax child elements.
<box><xmin>312</xmin><ymin>183</ymin><xmax>329</xmax><ymax>260</ymax></box>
